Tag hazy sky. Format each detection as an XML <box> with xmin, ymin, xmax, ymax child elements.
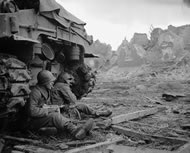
<box><xmin>56</xmin><ymin>0</ymin><xmax>190</xmax><ymax>50</ymax></box>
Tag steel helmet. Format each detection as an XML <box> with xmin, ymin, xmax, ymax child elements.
<box><xmin>37</xmin><ymin>70</ymin><xmax>56</xmax><ymax>85</ymax></box>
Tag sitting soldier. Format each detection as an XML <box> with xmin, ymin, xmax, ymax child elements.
<box><xmin>51</xmin><ymin>72</ymin><xmax>112</xmax><ymax>118</ymax></box>
<box><xmin>27</xmin><ymin>70</ymin><xmax>94</xmax><ymax>139</ymax></box>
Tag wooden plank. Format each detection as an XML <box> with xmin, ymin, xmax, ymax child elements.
<box><xmin>65</xmin><ymin>140</ymin><xmax>96</xmax><ymax>147</ymax></box>
<box><xmin>65</xmin><ymin>138</ymin><xmax>124</xmax><ymax>153</ymax></box>
<box><xmin>111</xmin><ymin>107</ymin><xmax>165</xmax><ymax>124</ymax></box>
<box><xmin>108</xmin><ymin>145</ymin><xmax>174</xmax><ymax>153</ymax></box>
<box><xmin>126</xmin><ymin>121</ymin><xmax>190</xmax><ymax>139</ymax></box>
<box><xmin>11</xmin><ymin>151</ymin><xmax>25</xmax><ymax>153</ymax></box>
<box><xmin>14</xmin><ymin>145</ymin><xmax>62</xmax><ymax>153</ymax></box>
<box><xmin>112</xmin><ymin>125</ymin><xmax>188</xmax><ymax>144</ymax></box>
<box><xmin>4</xmin><ymin>135</ymin><xmax>59</xmax><ymax>150</ymax></box>
<box><xmin>177</xmin><ymin>143</ymin><xmax>190</xmax><ymax>153</ymax></box>
<box><xmin>3</xmin><ymin>135</ymin><xmax>41</xmax><ymax>145</ymax></box>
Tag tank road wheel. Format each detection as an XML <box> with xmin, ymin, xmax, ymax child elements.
<box><xmin>70</xmin><ymin>64</ymin><xmax>96</xmax><ymax>100</ymax></box>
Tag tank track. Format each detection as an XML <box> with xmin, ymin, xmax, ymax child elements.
<box><xmin>0</xmin><ymin>54</ymin><xmax>31</xmax><ymax>131</ymax></box>
<box><xmin>70</xmin><ymin>64</ymin><xmax>96</xmax><ymax>100</ymax></box>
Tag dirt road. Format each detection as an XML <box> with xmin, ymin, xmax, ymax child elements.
<box><xmin>81</xmin><ymin>65</ymin><xmax>190</xmax><ymax>152</ymax></box>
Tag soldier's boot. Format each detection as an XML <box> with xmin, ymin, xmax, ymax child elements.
<box><xmin>95</xmin><ymin>109</ymin><xmax>112</xmax><ymax>117</ymax></box>
<box><xmin>66</xmin><ymin>118</ymin><xmax>94</xmax><ymax>140</ymax></box>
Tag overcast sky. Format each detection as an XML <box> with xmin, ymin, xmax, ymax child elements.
<box><xmin>56</xmin><ymin>0</ymin><xmax>190</xmax><ymax>50</ymax></box>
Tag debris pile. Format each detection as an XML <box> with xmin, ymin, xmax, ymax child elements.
<box><xmin>95</xmin><ymin>24</ymin><xmax>190</xmax><ymax>75</ymax></box>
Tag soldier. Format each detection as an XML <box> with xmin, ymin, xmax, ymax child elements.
<box><xmin>27</xmin><ymin>70</ymin><xmax>94</xmax><ymax>139</ymax></box>
<box><xmin>51</xmin><ymin>72</ymin><xmax>112</xmax><ymax>118</ymax></box>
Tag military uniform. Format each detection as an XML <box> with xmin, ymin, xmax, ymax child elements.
<box><xmin>27</xmin><ymin>70</ymin><xmax>94</xmax><ymax>140</ymax></box>
<box><xmin>51</xmin><ymin>82</ymin><xmax>97</xmax><ymax>116</ymax></box>
<box><xmin>27</xmin><ymin>85</ymin><xmax>71</xmax><ymax>131</ymax></box>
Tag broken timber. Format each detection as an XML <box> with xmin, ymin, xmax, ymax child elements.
<box><xmin>4</xmin><ymin>135</ymin><xmax>60</xmax><ymax>150</ymax></box>
<box><xmin>112</xmin><ymin>125</ymin><xmax>188</xmax><ymax>152</ymax></box>
<box><xmin>65</xmin><ymin>140</ymin><xmax>96</xmax><ymax>147</ymax></box>
<box><xmin>11</xmin><ymin>151</ymin><xmax>24</xmax><ymax>153</ymax></box>
<box><xmin>65</xmin><ymin>138</ymin><xmax>124</xmax><ymax>153</ymax></box>
<box><xmin>14</xmin><ymin>145</ymin><xmax>63</xmax><ymax>153</ymax></box>
<box><xmin>126</xmin><ymin>120</ymin><xmax>190</xmax><ymax>139</ymax></box>
<box><xmin>3</xmin><ymin>135</ymin><xmax>41</xmax><ymax>145</ymax></box>
<box><xmin>112</xmin><ymin>125</ymin><xmax>188</xmax><ymax>143</ymax></box>
<box><xmin>111</xmin><ymin>107</ymin><xmax>165</xmax><ymax>125</ymax></box>
<box><xmin>177</xmin><ymin>143</ymin><xmax>190</xmax><ymax>153</ymax></box>
<box><xmin>108</xmin><ymin>144</ymin><xmax>174</xmax><ymax>153</ymax></box>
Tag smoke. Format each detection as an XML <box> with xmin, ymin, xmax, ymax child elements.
<box><xmin>183</xmin><ymin>0</ymin><xmax>190</xmax><ymax>7</ymax></box>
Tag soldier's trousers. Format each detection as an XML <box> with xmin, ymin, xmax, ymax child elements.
<box><xmin>74</xmin><ymin>103</ymin><xmax>96</xmax><ymax>115</ymax></box>
<box><xmin>28</xmin><ymin>113</ymin><xmax>73</xmax><ymax>131</ymax></box>
<box><xmin>27</xmin><ymin>104</ymin><xmax>96</xmax><ymax>131</ymax></box>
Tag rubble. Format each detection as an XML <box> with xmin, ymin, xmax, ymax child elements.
<box><xmin>130</xmin><ymin>33</ymin><xmax>149</xmax><ymax>49</ymax></box>
<box><xmin>112</xmin><ymin>125</ymin><xmax>187</xmax><ymax>151</ymax></box>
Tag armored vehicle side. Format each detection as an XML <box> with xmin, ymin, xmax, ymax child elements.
<box><xmin>0</xmin><ymin>0</ymin><xmax>96</xmax><ymax>130</ymax></box>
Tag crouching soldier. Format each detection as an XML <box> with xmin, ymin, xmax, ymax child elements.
<box><xmin>51</xmin><ymin>72</ymin><xmax>112</xmax><ymax>118</ymax></box>
<box><xmin>27</xmin><ymin>70</ymin><xmax>94</xmax><ymax>139</ymax></box>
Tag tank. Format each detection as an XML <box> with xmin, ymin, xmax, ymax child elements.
<box><xmin>0</xmin><ymin>0</ymin><xmax>96</xmax><ymax>131</ymax></box>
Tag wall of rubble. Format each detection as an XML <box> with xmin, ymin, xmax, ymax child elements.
<box><xmin>116</xmin><ymin>24</ymin><xmax>190</xmax><ymax>68</ymax></box>
<box><xmin>85</xmin><ymin>24</ymin><xmax>190</xmax><ymax>73</ymax></box>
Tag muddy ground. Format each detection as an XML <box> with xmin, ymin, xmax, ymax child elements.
<box><xmin>3</xmin><ymin>63</ymin><xmax>190</xmax><ymax>153</ymax></box>
<box><xmin>81</xmin><ymin>64</ymin><xmax>190</xmax><ymax>152</ymax></box>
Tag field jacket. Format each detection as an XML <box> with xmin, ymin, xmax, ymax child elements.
<box><xmin>28</xmin><ymin>85</ymin><xmax>51</xmax><ymax>118</ymax></box>
<box><xmin>51</xmin><ymin>82</ymin><xmax>76</xmax><ymax>106</ymax></box>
